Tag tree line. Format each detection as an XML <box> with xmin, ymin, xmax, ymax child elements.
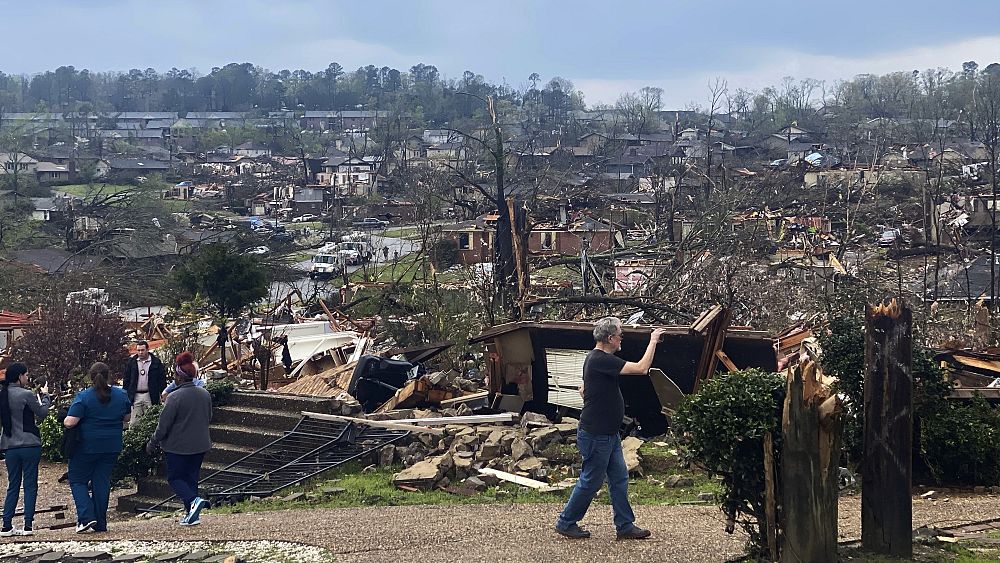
<box><xmin>0</xmin><ymin>63</ymin><xmax>585</xmax><ymax>125</ymax></box>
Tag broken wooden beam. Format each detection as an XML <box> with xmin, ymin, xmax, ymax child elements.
<box><xmin>440</xmin><ymin>391</ymin><xmax>489</xmax><ymax>407</ymax></box>
<box><xmin>301</xmin><ymin>411</ymin><xmax>443</xmax><ymax>435</ymax></box>
<box><xmin>478</xmin><ymin>468</ymin><xmax>569</xmax><ymax>492</ymax></box>
<box><xmin>384</xmin><ymin>413</ymin><xmax>517</xmax><ymax>426</ymax></box>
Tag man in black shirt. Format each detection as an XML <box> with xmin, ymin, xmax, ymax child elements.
<box><xmin>555</xmin><ymin>317</ymin><xmax>666</xmax><ymax>540</ymax></box>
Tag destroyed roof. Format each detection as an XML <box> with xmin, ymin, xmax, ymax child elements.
<box><xmin>0</xmin><ymin>310</ymin><xmax>36</xmax><ymax>330</ymax></box>
<box><xmin>920</xmin><ymin>255</ymin><xmax>999</xmax><ymax>301</ymax></box>
<box><xmin>13</xmin><ymin>248</ymin><xmax>105</xmax><ymax>273</ymax></box>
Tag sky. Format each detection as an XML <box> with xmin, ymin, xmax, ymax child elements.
<box><xmin>2</xmin><ymin>0</ymin><xmax>999</xmax><ymax>107</ymax></box>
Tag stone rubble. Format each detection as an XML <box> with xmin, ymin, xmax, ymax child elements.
<box><xmin>387</xmin><ymin>411</ymin><xmax>649</xmax><ymax>492</ymax></box>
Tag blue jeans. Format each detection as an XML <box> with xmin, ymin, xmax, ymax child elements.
<box><xmin>165</xmin><ymin>452</ymin><xmax>205</xmax><ymax>512</ymax></box>
<box><xmin>3</xmin><ymin>446</ymin><xmax>41</xmax><ymax>529</ymax></box>
<box><xmin>557</xmin><ymin>429</ymin><xmax>636</xmax><ymax>533</ymax></box>
<box><xmin>68</xmin><ymin>452</ymin><xmax>119</xmax><ymax>530</ymax></box>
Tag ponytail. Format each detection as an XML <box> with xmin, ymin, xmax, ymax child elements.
<box><xmin>1</xmin><ymin>363</ymin><xmax>27</xmax><ymax>437</ymax></box>
<box><xmin>89</xmin><ymin>362</ymin><xmax>112</xmax><ymax>404</ymax></box>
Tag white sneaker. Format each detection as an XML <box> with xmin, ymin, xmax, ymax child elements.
<box><xmin>75</xmin><ymin>521</ymin><xmax>96</xmax><ymax>534</ymax></box>
<box><xmin>15</xmin><ymin>528</ymin><xmax>33</xmax><ymax>536</ymax></box>
<box><xmin>0</xmin><ymin>527</ymin><xmax>14</xmax><ymax>537</ymax></box>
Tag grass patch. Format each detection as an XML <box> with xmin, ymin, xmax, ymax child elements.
<box><xmin>532</xmin><ymin>263</ymin><xmax>578</xmax><ymax>283</ymax></box>
<box><xmin>838</xmin><ymin>542</ymin><xmax>1000</xmax><ymax>562</ymax></box>
<box><xmin>348</xmin><ymin>254</ymin><xmax>463</xmax><ymax>284</ymax></box>
<box><xmin>56</xmin><ymin>183</ymin><xmax>134</xmax><ymax>198</ymax></box>
<box><xmin>208</xmin><ymin>444</ymin><xmax>716</xmax><ymax>516</ymax></box>
<box><xmin>383</xmin><ymin>225</ymin><xmax>423</xmax><ymax>239</ymax></box>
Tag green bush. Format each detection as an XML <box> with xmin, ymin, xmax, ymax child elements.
<box><xmin>39</xmin><ymin>414</ymin><xmax>65</xmax><ymax>462</ymax></box>
<box><xmin>921</xmin><ymin>396</ymin><xmax>1000</xmax><ymax>485</ymax></box>
<box><xmin>112</xmin><ymin>405</ymin><xmax>164</xmax><ymax>486</ymax></box>
<box><xmin>206</xmin><ymin>380</ymin><xmax>236</xmax><ymax>406</ymax></box>
<box><xmin>672</xmin><ymin>369</ymin><xmax>786</xmax><ymax>555</ymax></box>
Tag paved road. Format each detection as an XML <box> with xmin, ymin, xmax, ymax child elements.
<box><xmin>11</xmin><ymin>495</ymin><xmax>999</xmax><ymax>562</ymax></box>
<box><xmin>272</xmin><ymin>233</ymin><xmax>420</xmax><ymax>297</ymax></box>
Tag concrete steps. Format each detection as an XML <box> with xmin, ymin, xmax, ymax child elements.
<box><xmin>116</xmin><ymin>390</ymin><xmax>338</xmax><ymax>513</ymax></box>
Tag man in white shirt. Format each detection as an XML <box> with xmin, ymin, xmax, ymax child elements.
<box><xmin>122</xmin><ymin>341</ymin><xmax>167</xmax><ymax>428</ymax></box>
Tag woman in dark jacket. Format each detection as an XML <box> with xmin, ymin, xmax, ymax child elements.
<box><xmin>0</xmin><ymin>363</ymin><xmax>50</xmax><ymax>536</ymax></box>
<box><xmin>148</xmin><ymin>351</ymin><xmax>213</xmax><ymax>526</ymax></box>
<box><xmin>64</xmin><ymin>362</ymin><xmax>131</xmax><ymax>534</ymax></box>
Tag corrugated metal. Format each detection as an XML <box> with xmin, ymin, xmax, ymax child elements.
<box><xmin>546</xmin><ymin>348</ymin><xmax>588</xmax><ymax>409</ymax></box>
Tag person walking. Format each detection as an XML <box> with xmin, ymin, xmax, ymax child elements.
<box><xmin>64</xmin><ymin>362</ymin><xmax>131</xmax><ymax>534</ymax></box>
<box><xmin>148</xmin><ymin>351</ymin><xmax>213</xmax><ymax>526</ymax></box>
<box><xmin>0</xmin><ymin>363</ymin><xmax>50</xmax><ymax>537</ymax></box>
<box><xmin>555</xmin><ymin>318</ymin><xmax>667</xmax><ymax>540</ymax></box>
<box><xmin>122</xmin><ymin>340</ymin><xmax>166</xmax><ymax>429</ymax></box>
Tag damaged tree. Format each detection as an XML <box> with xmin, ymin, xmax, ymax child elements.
<box><xmin>172</xmin><ymin>243</ymin><xmax>269</xmax><ymax>372</ymax></box>
<box><xmin>862</xmin><ymin>299</ymin><xmax>913</xmax><ymax>559</ymax></box>
<box><xmin>780</xmin><ymin>358</ymin><xmax>843</xmax><ymax>563</ymax></box>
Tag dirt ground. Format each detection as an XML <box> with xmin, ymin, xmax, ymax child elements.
<box><xmin>2</xmin><ymin>462</ymin><xmax>998</xmax><ymax>562</ymax></box>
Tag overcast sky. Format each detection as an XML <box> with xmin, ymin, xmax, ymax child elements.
<box><xmin>3</xmin><ymin>0</ymin><xmax>999</xmax><ymax>107</ymax></box>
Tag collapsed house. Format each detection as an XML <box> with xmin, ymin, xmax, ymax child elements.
<box><xmin>468</xmin><ymin>309</ymin><xmax>777</xmax><ymax>436</ymax></box>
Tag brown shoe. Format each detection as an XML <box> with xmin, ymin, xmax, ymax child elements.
<box><xmin>617</xmin><ymin>526</ymin><xmax>651</xmax><ymax>540</ymax></box>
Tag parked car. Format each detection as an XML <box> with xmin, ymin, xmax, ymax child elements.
<box><xmin>269</xmin><ymin>232</ymin><xmax>295</xmax><ymax>244</ymax></box>
<box><xmin>352</xmin><ymin>217</ymin><xmax>389</xmax><ymax>230</ymax></box>
<box><xmin>244</xmin><ymin>245</ymin><xmax>270</xmax><ymax>255</ymax></box>
<box><xmin>877</xmin><ymin>229</ymin><xmax>904</xmax><ymax>247</ymax></box>
<box><xmin>292</xmin><ymin>214</ymin><xmax>319</xmax><ymax>223</ymax></box>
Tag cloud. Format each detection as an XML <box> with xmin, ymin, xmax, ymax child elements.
<box><xmin>574</xmin><ymin>35</ymin><xmax>1000</xmax><ymax>108</ymax></box>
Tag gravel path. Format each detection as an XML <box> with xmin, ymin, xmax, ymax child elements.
<box><xmin>5</xmin><ymin>463</ymin><xmax>998</xmax><ymax>562</ymax></box>
<box><xmin>3</xmin><ymin>494</ymin><xmax>998</xmax><ymax>562</ymax></box>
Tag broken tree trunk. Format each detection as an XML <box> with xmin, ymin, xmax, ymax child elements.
<box><xmin>780</xmin><ymin>358</ymin><xmax>843</xmax><ymax>563</ymax></box>
<box><xmin>861</xmin><ymin>299</ymin><xmax>913</xmax><ymax>559</ymax></box>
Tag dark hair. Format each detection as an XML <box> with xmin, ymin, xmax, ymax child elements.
<box><xmin>175</xmin><ymin>351</ymin><xmax>197</xmax><ymax>381</ymax></box>
<box><xmin>1</xmin><ymin>363</ymin><xmax>28</xmax><ymax>437</ymax></box>
<box><xmin>89</xmin><ymin>362</ymin><xmax>112</xmax><ymax>404</ymax></box>
<box><xmin>136</xmin><ymin>340</ymin><xmax>149</xmax><ymax>350</ymax></box>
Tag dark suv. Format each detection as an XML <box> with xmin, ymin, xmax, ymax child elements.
<box><xmin>352</xmin><ymin>217</ymin><xmax>389</xmax><ymax>229</ymax></box>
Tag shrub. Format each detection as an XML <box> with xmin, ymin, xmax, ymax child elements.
<box><xmin>429</xmin><ymin>238</ymin><xmax>458</xmax><ymax>269</ymax></box>
<box><xmin>112</xmin><ymin>405</ymin><xmax>163</xmax><ymax>486</ymax></box>
<box><xmin>672</xmin><ymin>369</ymin><xmax>786</xmax><ymax>555</ymax></box>
<box><xmin>207</xmin><ymin>380</ymin><xmax>236</xmax><ymax>406</ymax></box>
<box><xmin>39</xmin><ymin>413</ymin><xmax>65</xmax><ymax>462</ymax></box>
<box><xmin>921</xmin><ymin>396</ymin><xmax>1000</xmax><ymax>485</ymax></box>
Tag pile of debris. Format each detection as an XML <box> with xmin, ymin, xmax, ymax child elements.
<box><xmin>276</xmin><ymin>356</ymin><xmax>483</xmax><ymax>414</ymax></box>
<box><xmin>386</xmin><ymin>412</ymin><xmax>643</xmax><ymax>494</ymax></box>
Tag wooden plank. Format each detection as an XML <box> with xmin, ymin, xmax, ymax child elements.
<box><xmin>715</xmin><ymin>349</ymin><xmax>739</xmax><ymax>371</ymax></box>
<box><xmin>478</xmin><ymin>468</ymin><xmax>568</xmax><ymax>492</ymax></box>
<box><xmin>387</xmin><ymin>413</ymin><xmax>518</xmax><ymax>426</ymax></box>
<box><xmin>440</xmin><ymin>391</ymin><xmax>489</xmax><ymax>407</ymax></box>
<box><xmin>948</xmin><ymin>387</ymin><xmax>1000</xmax><ymax>399</ymax></box>
<box><xmin>301</xmin><ymin>411</ymin><xmax>443</xmax><ymax>435</ymax></box>
<box><xmin>318</xmin><ymin>299</ymin><xmax>343</xmax><ymax>332</ymax></box>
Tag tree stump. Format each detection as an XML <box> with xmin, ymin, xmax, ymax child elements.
<box><xmin>780</xmin><ymin>358</ymin><xmax>843</xmax><ymax>563</ymax></box>
<box><xmin>861</xmin><ymin>299</ymin><xmax>913</xmax><ymax>558</ymax></box>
